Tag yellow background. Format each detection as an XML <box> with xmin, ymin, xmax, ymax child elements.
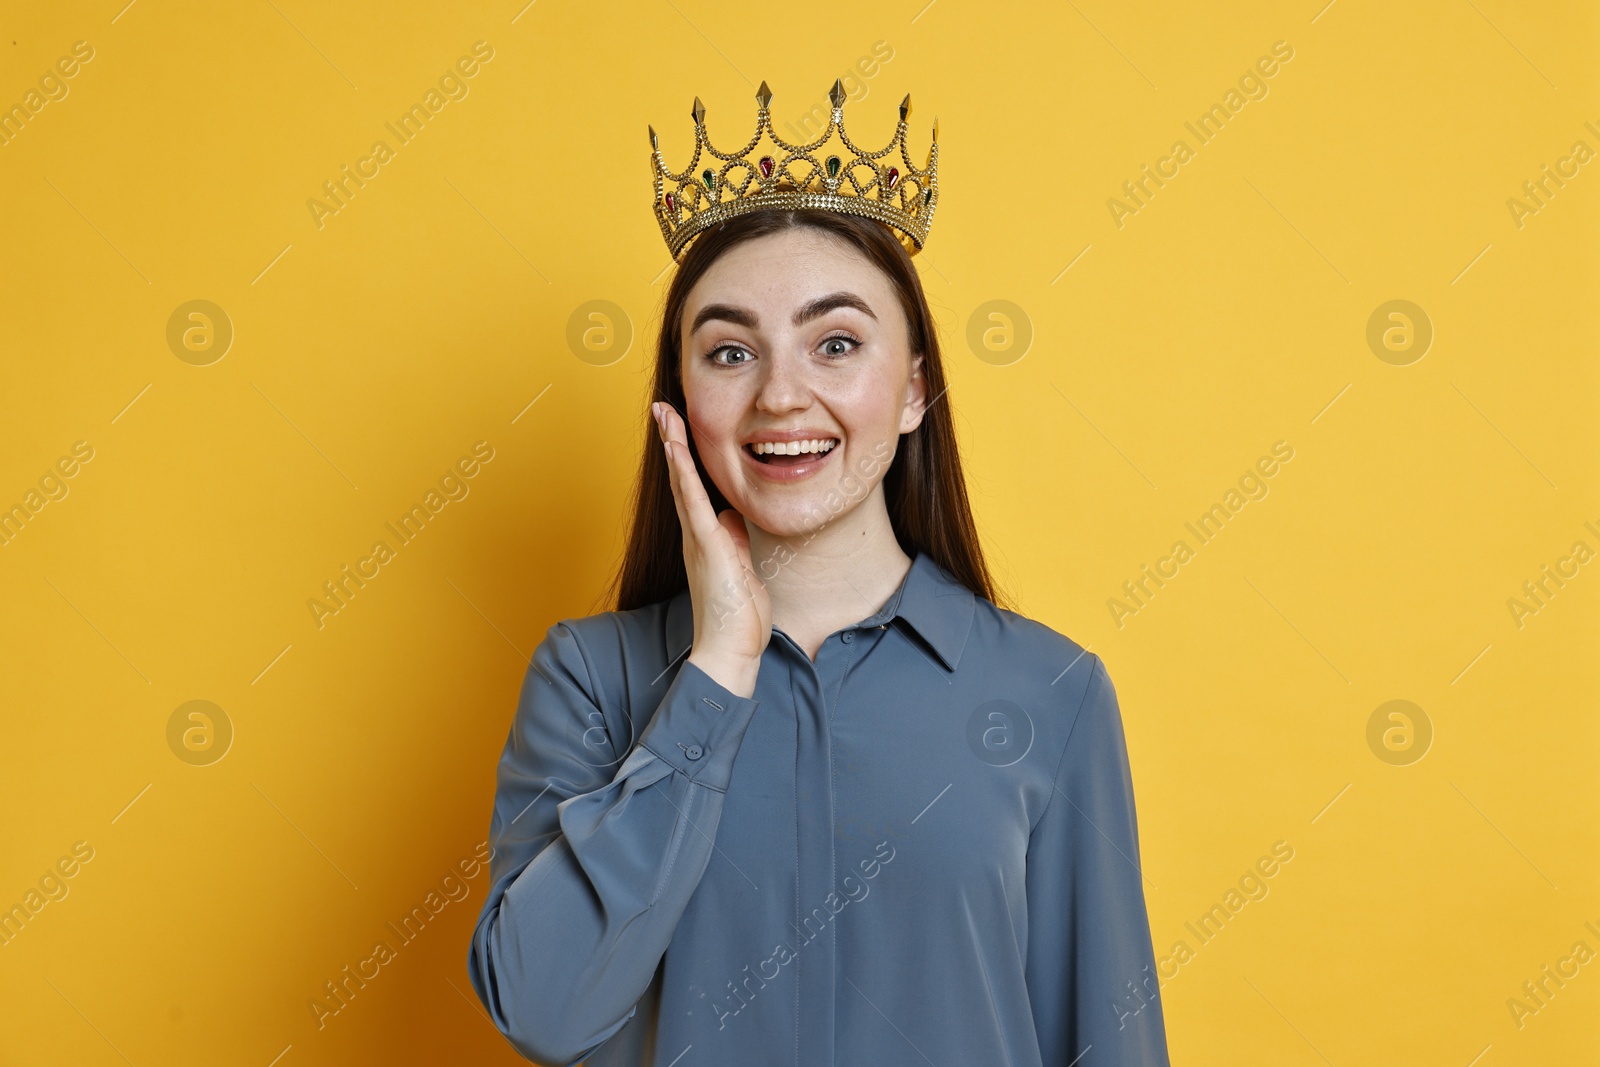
<box><xmin>1</xmin><ymin>0</ymin><xmax>1595</xmax><ymax>1063</ymax></box>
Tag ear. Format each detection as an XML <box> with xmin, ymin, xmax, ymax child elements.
<box><xmin>899</xmin><ymin>354</ymin><xmax>928</xmax><ymax>435</ymax></box>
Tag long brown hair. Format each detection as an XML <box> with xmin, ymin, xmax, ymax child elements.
<box><xmin>601</xmin><ymin>208</ymin><xmax>1009</xmax><ymax>614</ymax></box>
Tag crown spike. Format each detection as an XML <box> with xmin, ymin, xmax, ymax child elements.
<box><xmin>691</xmin><ymin>97</ymin><xmax>706</xmax><ymax>125</ymax></box>
<box><xmin>932</xmin><ymin>117</ymin><xmax>939</xmax><ymax>142</ymax></box>
<box><xmin>829</xmin><ymin>79</ymin><xmax>846</xmax><ymax>108</ymax></box>
<box><xmin>648</xmin><ymin>124</ymin><xmax>658</xmax><ymax>151</ymax></box>
<box><xmin>899</xmin><ymin>94</ymin><xmax>911</xmax><ymax>123</ymax></box>
<box><xmin>756</xmin><ymin>81</ymin><xmax>772</xmax><ymax>109</ymax></box>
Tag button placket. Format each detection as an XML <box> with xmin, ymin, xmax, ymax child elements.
<box><xmin>790</xmin><ymin>632</ymin><xmax>840</xmax><ymax>1066</ymax></box>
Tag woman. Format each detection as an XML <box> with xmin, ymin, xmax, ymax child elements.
<box><xmin>468</xmin><ymin>87</ymin><xmax>1169</xmax><ymax>1067</ymax></box>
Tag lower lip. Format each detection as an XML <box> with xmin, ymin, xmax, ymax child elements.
<box><xmin>741</xmin><ymin>442</ymin><xmax>839</xmax><ymax>482</ymax></box>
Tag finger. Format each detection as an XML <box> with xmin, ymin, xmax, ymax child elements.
<box><xmin>662</xmin><ymin>438</ymin><xmax>692</xmax><ymax>548</ymax></box>
<box><xmin>660</xmin><ymin>403</ymin><xmax>721</xmax><ymax>543</ymax></box>
<box><xmin>656</xmin><ymin>408</ymin><xmax>694</xmax><ymax>545</ymax></box>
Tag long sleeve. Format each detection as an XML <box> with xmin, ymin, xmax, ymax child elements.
<box><xmin>466</xmin><ymin>618</ymin><xmax>762</xmax><ymax>1066</ymax></box>
<box><xmin>1024</xmin><ymin>653</ymin><xmax>1171</xmax><ymax>1066</ymax></box>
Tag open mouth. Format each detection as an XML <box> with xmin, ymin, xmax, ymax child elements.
<box><xmin>744</xmin><ymin>439</ymin><xmax>839</xmax><ymax>467</ymax></box>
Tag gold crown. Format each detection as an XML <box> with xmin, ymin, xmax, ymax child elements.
<box><xmin>649</xmin><ymin>79</ymin><xmax>939</xmax><ymax>262</ymax></box>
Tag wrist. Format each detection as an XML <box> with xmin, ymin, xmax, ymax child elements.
<box><xmin>687</xmin><ymin>648</ymin><xmax>760</xmax><ymax>698</ymax></box>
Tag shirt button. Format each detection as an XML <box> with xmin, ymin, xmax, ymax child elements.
<box><xmin>684</xmin><ymin>745</ymin><xmax>703</xmax><ymax>760</ymax></box>
<box><xmin>841</xmin><ymin>631</ymin><xmax>854</xmax><ymax>643</ymax></box>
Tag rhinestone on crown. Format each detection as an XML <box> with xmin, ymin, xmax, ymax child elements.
<box><xmin>648</xmin><ymin>79</ymin><xmax>939</xmax><ymax>262</ymax></box>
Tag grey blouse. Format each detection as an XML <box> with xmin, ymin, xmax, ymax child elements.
<box><xmin>467</xmin><ymin>549</ymin><xmax>1171</xmax><ymax>1066</ymax></box>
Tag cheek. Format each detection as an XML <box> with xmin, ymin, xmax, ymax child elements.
<box><xmin>681</xmin><ymin>369</ymin><xmax>739</xmax><ymax>438</ymax></box>
<box><xmin>833</xmin><ymin>378</ymin><xmax>907</xmax><ymax>442</ymax></box>
<box><xmin>680</xmin><ymin>388</ymin><xmax>745</xmax><ymax>486</ymax></box>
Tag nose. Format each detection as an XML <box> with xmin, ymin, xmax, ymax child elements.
<box><xmin>753</xmin><ymin>346</ymin><xmax>813</xmax><ymax>415</ymax></box>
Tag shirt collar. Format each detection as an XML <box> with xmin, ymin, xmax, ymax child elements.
<box><xmin>663</xmin><ymin>548</ymin><xmax>976</xmax><ymax>673</ymax></box>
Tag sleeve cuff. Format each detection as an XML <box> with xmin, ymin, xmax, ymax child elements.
<box><xmin>636</xmin><ymin>659</ymin><xmax>761</xmax><ymax>791</ymax></box>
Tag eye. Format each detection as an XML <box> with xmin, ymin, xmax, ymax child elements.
<box><xmin>705</xmin><ymin>344</ymin><xmax>754</xmax><ymax>367</ymax></box>
<box><xmin>819</xmin><ymin>332</ymin><xmax>861</xmax><ymax>357</ymax></box>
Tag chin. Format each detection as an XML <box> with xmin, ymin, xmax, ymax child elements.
<box><xmin>737</xmin><ymin>496</ymin><xmax>844</xmax><ymax>541</ymax></box>
<box><xmin>737</xmin><ymin>499</ymin><xmax>819</xmax><ymax>535</ymax></box>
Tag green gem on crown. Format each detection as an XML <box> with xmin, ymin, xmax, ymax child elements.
<box><xmin>702</xmin><ymin>168</ymin><xmax>716</xmax><ymax>192</ymax></box>
<box><xmin>826</xmin><ymin>155</ymin><xmax>841</xmax><ymax>178</ymax></box>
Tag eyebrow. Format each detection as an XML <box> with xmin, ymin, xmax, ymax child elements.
<box><xmin>689</xmin><ymin>291</ymin><xmax>877</xmax><ymax>335</ymax></box>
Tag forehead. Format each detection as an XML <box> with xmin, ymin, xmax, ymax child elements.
<box><xmin>683</xmin><ymin>228</ymin><xmax>894</xmax><ymax>324</ymax></box>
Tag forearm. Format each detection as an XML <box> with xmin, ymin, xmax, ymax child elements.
<box><xmin>467</xmin><ymin>657</ymin><xmax>760</xmax><ymax>1064</ymax></box>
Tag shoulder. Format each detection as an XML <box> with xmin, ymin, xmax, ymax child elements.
<box><xmin>535</xmin><ymin>595</ymin><xmax>675</xmax><ymax>668</ymax></box>
<box><xmin>541</xmin><ymin>598</ymin><xmax>671</xmax><ymax>651</ymax></box>
<box><xmin>966</xmin><ymin>598</ymin><xmax>1123</xmax><ymax>762</ymax></box>
<box><xmin>523</xmin><ymin>593</ymin><xmax>682</xmax><ymax>706</ymax></box>
<box><xmin>969</xmin><ymin>597</ymin><xmax>1105</xmax><ymax>698</ymax></box>
<box><xmin>971</xmin><ymin>606</ymin><xmax>1137</xmax><ymax>798</ymax></box>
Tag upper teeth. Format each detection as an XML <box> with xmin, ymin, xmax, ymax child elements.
<box><xmin>751</xmin><ymin>438</ymin><xmax>837</xmax><ymax>455</ymax></box>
